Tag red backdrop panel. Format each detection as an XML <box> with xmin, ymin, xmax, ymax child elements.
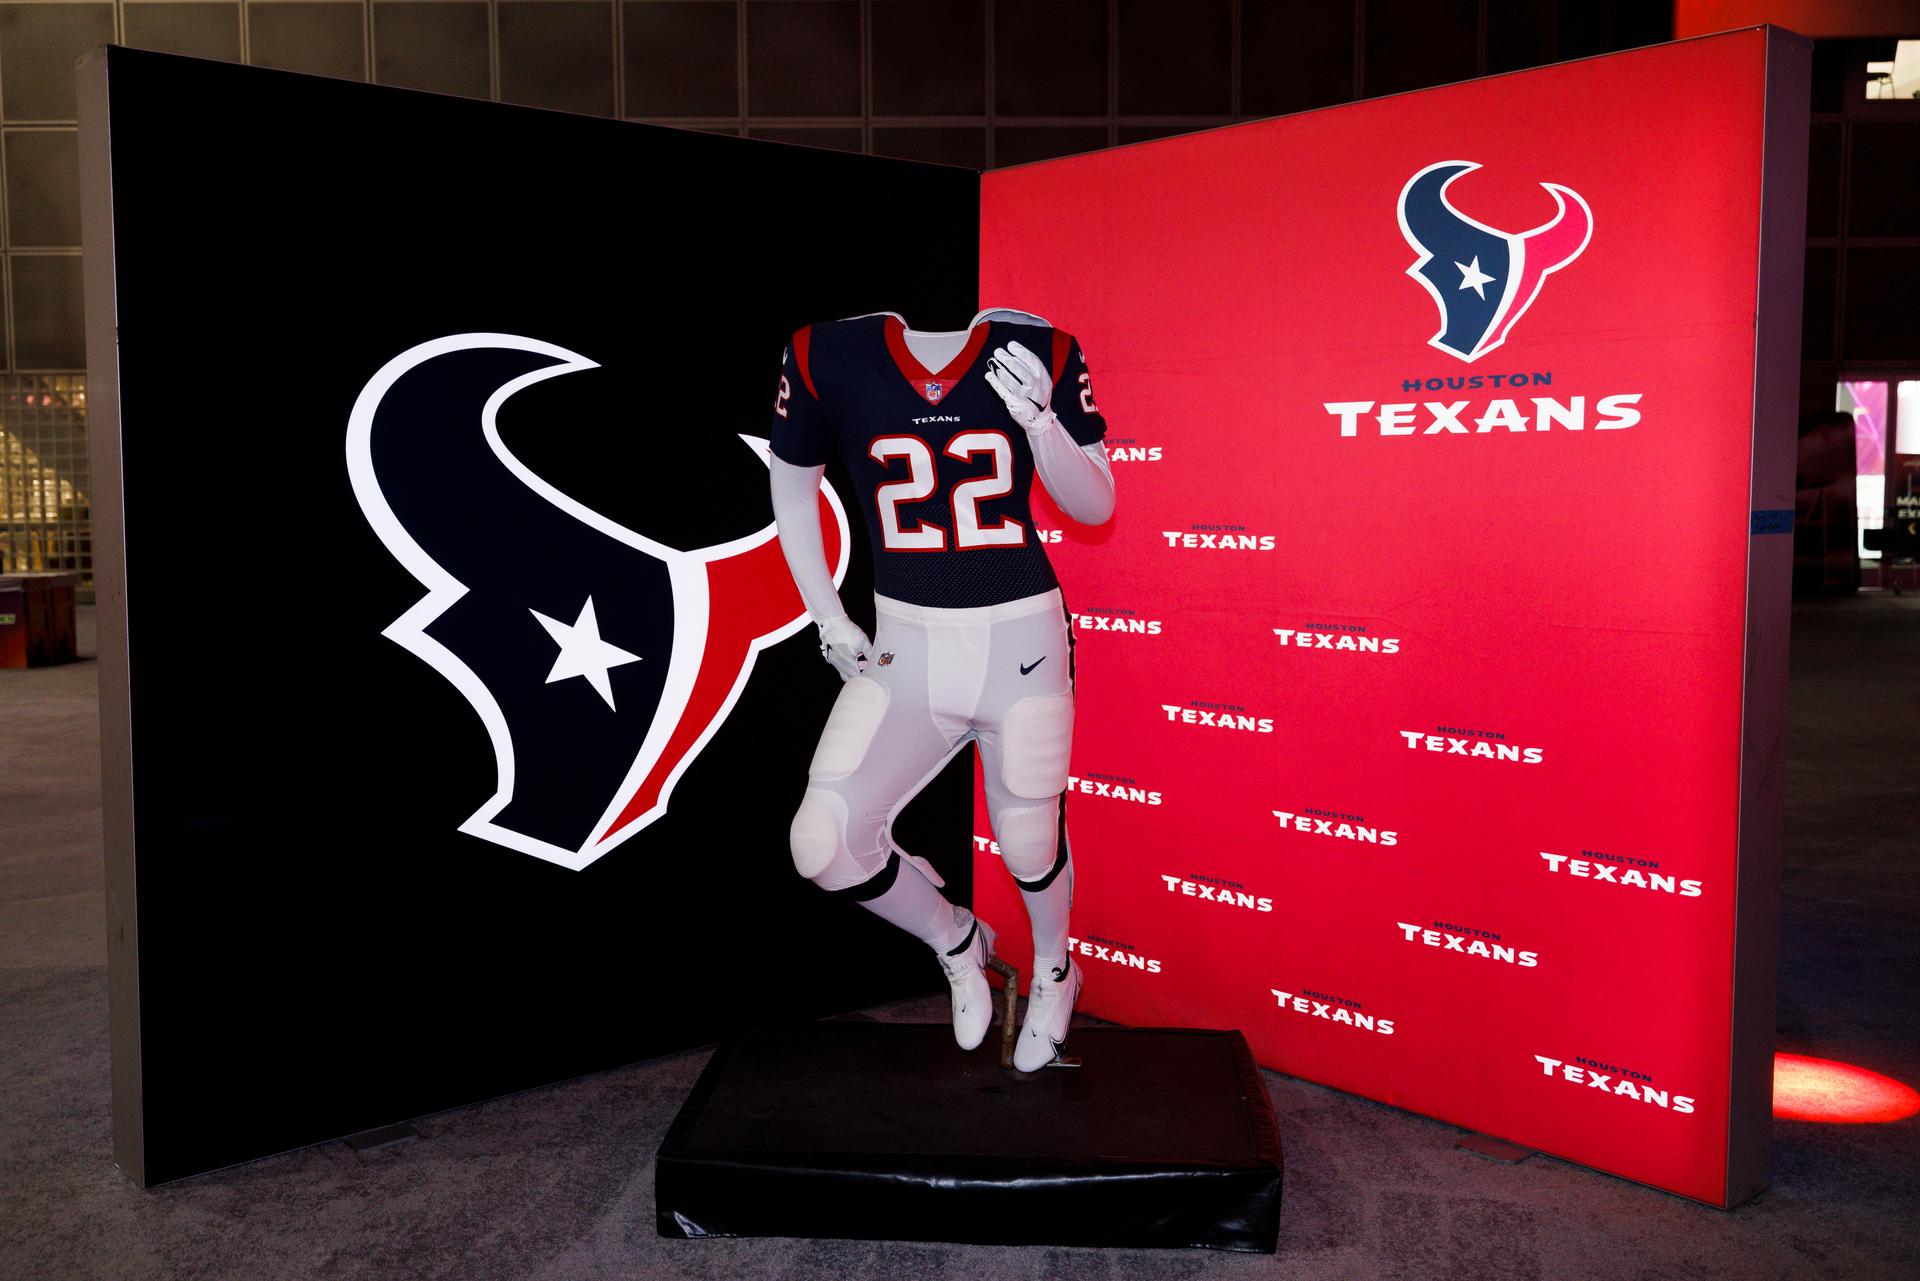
<box><xmin>976</xmin><ymin>30</ymin><xmax>1778</xmax><ymax>1205</ymax></box>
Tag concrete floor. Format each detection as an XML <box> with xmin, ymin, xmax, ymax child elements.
<box><xmin>2</xmin><ymin>599</ymin><xmax>1916</xmax><ymax>1280</ymax></box>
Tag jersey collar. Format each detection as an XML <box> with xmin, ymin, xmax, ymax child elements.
<box><xmin>841</xmin><ymin>307</ymin><xmax>1050</xmax><ymax>406</ymax></box>
<box><xmin>882</xmin><ymin>314</ymin><xmax>992</xmax><ymax>406</ymax></box>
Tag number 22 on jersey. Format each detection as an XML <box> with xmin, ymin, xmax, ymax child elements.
<box><xmin>869</xmin><ymin>430</ymin><xmax>1025</xmax><ymax>551</ymax></box>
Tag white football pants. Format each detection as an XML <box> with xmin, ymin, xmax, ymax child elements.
<box><xmin>789</xmin><ymin>587</ymin><xmax>1076</xmax><ymax>968</ymax></box>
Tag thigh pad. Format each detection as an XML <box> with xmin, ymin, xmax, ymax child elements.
<box><xmin>809</xmin><ymin>676</ymin><xmax>891</xmax><ymax>781</ymax></box>
<box><xmin>999</xmin><ymin>691</ymin><xmax>1074</xmax><ymax>799</ymax></box>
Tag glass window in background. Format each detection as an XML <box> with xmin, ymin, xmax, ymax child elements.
<box><xmin>1895</xmin><ymin>383</ymin><xmax>1920</xmax><ymax>553</ymax></box>
<box><xmin>1837</xmin><ymin>381</ymin><xmax>1886</xmax><ymax>559</ymax></box>
<box><xmin>0</xmin><ymin>376</ymin><xmax>91</xmax><ymax>580</ymax></box>
<box><xmin>1866</xmin><ymin>41</ymin><xmax>1920</xmax><ymax>99</ymax></box>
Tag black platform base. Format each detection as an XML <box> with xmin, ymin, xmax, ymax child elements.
<box><xmin>655</xmin><ymin>1022</ymin><xmax>1283</xmax><ymax>1252</ymax></box>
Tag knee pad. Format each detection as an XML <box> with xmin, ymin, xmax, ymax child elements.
<box><xmin>1000</xmin><ymin>691</ymin><xmax>1074</xmax><ymax>799</ymax></box>
<box><xmin>789</xmin><ymin>788</ymin><xmax>847</xmax><ymax>882</ymax></box>
<box><xmin>993</xmin><ymin>798</ymin><xmax>1062</xmax><ymax>882</ymax></box>
<box><xmin>789</xmin><ymin>787</ymin><xmax>878</xmax><ymax>892</ymax></box>
<box><xmin>787</xmin><ymin>787</ymin><xmax>856</xmax><ymax>887</ymax></box>
<box><xmin>809</xmin><ymin>676</ymin><xmax>889</xmax><ymax>781</ymax></box>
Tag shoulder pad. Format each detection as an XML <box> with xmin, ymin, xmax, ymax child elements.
<box><xmin>973</xmin><ymin>307</ymin><xmax>1052</xmax><ymax>329</ymax></box>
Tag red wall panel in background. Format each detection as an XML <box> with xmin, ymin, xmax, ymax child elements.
<box><xmin>975</xmin><ymin>28</ymin><xmax>1806</xmax><ymax>1206</ymax></box>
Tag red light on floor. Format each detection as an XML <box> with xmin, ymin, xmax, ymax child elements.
<box><xmin>1773</xmin><ymin>1053</ymin><xmax>1920</xmax><ymax>1123</ymax></box>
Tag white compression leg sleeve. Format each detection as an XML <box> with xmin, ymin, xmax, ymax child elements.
<box><xmin>995</xmin><ymin>798</ymin><xmax>1073</xmax><ymax>973</ymax></box>
<box><xmin>790</xmin><ymin>789</ymin><xmax>964</xmax><ymax>951</ymax></box>
<box><xmin>842</xmin><ymin>847</ymin><xmax>968</xmax><ymax>953</ymax></box>
<box><xmin>1017</xmin><ymin>843</ymin><xmax>1073</xmax><ymax>976</ymax></box>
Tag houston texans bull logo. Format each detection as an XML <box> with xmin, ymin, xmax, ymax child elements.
<box><xmin>1398</xmin><ymin>160</ymin><xmax>1593</xmax><ymax>363</ymax></box>
<box><xmin>345</xmin><ymin>333</ymin><xmax>849</xmax><ymax>871</ymax></box>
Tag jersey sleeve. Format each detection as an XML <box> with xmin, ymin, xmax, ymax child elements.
<box><xmin>770</xmin><ymin>326</ymin><xmax>833</xmax><ymax>467</ymax></box>
<box><xmin>1048</xmin><ymin>332</ymin><xmax>1108</xmax><ymax>446</ymax></box>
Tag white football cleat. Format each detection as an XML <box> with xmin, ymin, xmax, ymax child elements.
<box><xmin>937</xmin><ymin>910</ymin><xmax>997</xmax><ymax>1051</ymax></box>
<box><xmin>1014</xmin><ymin>956</ymin><xmax>1082</xmax><ymax>1071</ymax></box>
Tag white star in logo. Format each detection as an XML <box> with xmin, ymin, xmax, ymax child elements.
<box><xmin>1455</xmin><ymin>256</ymin><xmax>1494</xmax><ymax>300</ymax></box>
<box><xmin>530</xmin><ymin>597</ymin><xmax>641</xmax><ymax>711</ymax></box>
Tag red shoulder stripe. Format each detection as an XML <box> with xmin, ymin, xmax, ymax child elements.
<box><xmin>1050</xmin><ymin>330</ymin><xmax>1072</xmax><ymax>386</ymax></box>
<box><xmin>792</xmin><ymin>325</ymin><xmax>819</xmax><ymax>399</ymax></box>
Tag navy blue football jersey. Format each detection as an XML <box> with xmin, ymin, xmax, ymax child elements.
<box><xmin>770</xmin><ymin>311</ymin><xmax>1107</xmax><ymax>609</ymax></box>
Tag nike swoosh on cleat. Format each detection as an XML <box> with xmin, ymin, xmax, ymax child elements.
<box><xmin>1020</xmin><ymin>657</ymin><xmax>1047</xmax><ymax>675</ymax></box>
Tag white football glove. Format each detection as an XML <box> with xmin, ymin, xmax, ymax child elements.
<box><xmin>984</xmin><ymin>340</ymin><xmax>1058</xmax><ymax>434</ymax></box>
<box><xmin>816</xmin><ymin>614</ymin><xmax>871</xmax><ymax>682</ymax></box>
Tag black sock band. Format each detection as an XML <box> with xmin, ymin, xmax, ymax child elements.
<box><xmin>944</xmin><ymin>918</ymin><xmax>979</xmax><ymax>957</ymax></box>
<box><xmin>1015</xmin><ymin>841</ymin><xmax>1070</xmax><ymax>893</ymax></box>
<box><xmin>839</xmin><ymin>850</ymin><xmax>901</xmax><ymax>902</ymax></box>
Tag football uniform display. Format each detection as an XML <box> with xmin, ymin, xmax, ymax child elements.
<box><xmin>768</xmin><ymin>308</ymin><xmax>1112</xmax><ymax>1070</ymax></box>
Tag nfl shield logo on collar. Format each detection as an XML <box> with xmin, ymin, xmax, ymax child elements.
<box><xmin>923</xmin><ymin>380</ymin><xmax>946</xmax><ymax>403</ymax></box>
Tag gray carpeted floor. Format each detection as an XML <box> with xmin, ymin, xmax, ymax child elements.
<box><xmin>3</xmin><ymin>599</ymin><xmax>1916</xmax><ymax>1280</ymax></box>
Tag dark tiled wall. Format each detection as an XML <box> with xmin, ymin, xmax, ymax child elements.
<box><xmin>28</xmin><ymin>0</ymin><xmax>1918</xmax><ymax>380</ymax></box>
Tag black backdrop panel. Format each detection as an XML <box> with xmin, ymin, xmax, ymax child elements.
<box><xmin>93</xmin><ymin>46</ymin><xmax>980</xmax><ymax>1183</ymax></box>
